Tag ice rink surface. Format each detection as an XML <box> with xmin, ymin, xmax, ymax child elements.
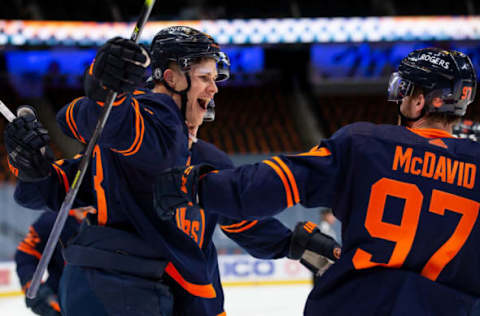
<box><xmin>0</xmin><ymin>284</ymin><xmax>312</xmax><ymax>316</ymax></box>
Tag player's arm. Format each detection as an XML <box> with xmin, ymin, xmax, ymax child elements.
<box><xmin>154</xmin><ymin>144</ymin><xmax>342</xmax><ymax>220</ymax></box>
<box><xmin>16</xmin><ymin>158</ymin><xmax>94</xmax><ymax>215</ymax></box>
<box><xmin>15</xmin><ymin>213</ymin><xmax>61</xmax><ymax>315</ymax></box>
<box><xmin>220</xmin><ymin>217</ymin><xmax>341</xmax><ymax>273</ymax></box>
<box><xmin>219</xmin><ymin>217</ymin><xmax>292</xmax><ymax>259</ymax></box>
<box><xmin>56</xmin><ymin>40</ymin><xmax>185</xmax><ymax>170</ymax></box>
<box><xmin>56</xmin><ymin>37</ymin><xmax>150</xmax><ymax>150</ymax></box>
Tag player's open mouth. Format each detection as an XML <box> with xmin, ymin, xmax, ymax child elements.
<box><xmin>198</xmin><ymin>99</ymin><xmax>208</xmax><ymax>110</ymax></box>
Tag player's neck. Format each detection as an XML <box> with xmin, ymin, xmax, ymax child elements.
<box><xmin>152</xmin><ymin>84</ymin><xmax>182</xmax><ymax>110</ymax></box>
<box><xmin>408</xmin><ymin>117</ymin><xmax>453</xmax><ymax>134</ymax></box>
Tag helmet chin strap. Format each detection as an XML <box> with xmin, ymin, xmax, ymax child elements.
<box><xmin>163</xmin><ymin>73</ymin><xmax>192</xmax><ymax>120</ymax></box>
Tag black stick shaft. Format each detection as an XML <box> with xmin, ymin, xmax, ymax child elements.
<box><xmin>26</xmin><ymin>0</ymin><xmax>155</xmax><ymax>299</ymax></box>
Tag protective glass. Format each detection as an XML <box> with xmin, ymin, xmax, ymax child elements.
<box><xmin>216</xmin><ymin>51</ymin><xmax>230</xmax><ymax>82</ymax></box>
<box><xmin>203</xmin><ymin>100</ymin><xmax>215</xmax><ymax>122</ymax></box>
<box><xmin>387</xmin><ymin>72</ymin><xmax>415</xmax><ymax>102</ymax></box>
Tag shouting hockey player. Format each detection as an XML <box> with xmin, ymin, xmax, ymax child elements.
<box><xmin>5</xmin><ymin>26</ymin><xmax>340</xmax><ymax>315</ymax></box>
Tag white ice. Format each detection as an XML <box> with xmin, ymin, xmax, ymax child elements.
<box><xmin>0</xmin><ymin>284</ymin><xmax>312</xmax><ymax>316</ymax></box>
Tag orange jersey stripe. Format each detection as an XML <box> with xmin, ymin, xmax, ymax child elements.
<box><xmin>221</xmin><ymin>220</ymin><xmax>258</xmax><ymax>233</ymax></box>
<box><xmin>7</xmin><ymin>157</ymin><xmax>18</xmax><ymax>177</ymax></box>
<box><xmin>164</xmin><ymin>263</ymin><xmax>216</xmax><ymax>298</ymax></box>
<box><xmin>66</xmin><ymin>97</ymin><xmax>86</xmax><ymax>143</ymax></box>
<box><xmin>22</xmin><ymin>281</ymin><xmax>31</xmax><ymax>292</ymax></box>
<box><xmin>52</xmin><ymin>163</ymin><xmax>70</xmax><ymax>193</ymax></box>
<box><xmin>111</xmin><ymin>98</ymin><xmax>145</xmax><ymax>156</ymax></box>
<box><xmin>96</xmin><ymin>95</ymin><xmax>127</xmax><ymax>107</ymax></box>
<box><xmin>263</xmin><ymin>160</ymin><xmax>294</xmax><ymax>207</ymax></box>
<box><xmin>17</xmin><ymin>242</ymin><xmax>42</xmax><ymax>260</ymax></box>
<box><xmin>93</xmin><ymin>146</ymin><xmax>107</xmax><ymax>226</ymax></box>
<box><xmin>298</xmin><ymin>146</ymin><xmax>331</xmax><ymax>157</ymax></box>
<box><xmin>272</xmin><ymin>157</ymin><xmax>300</xmax><ymax>204</ymax></box>
<box><xmin>221</xmin><ymin>220</ymin><xmax>248</xmax><ymax>229</ymax></box>
<box><xmin>217</xmin><ymin>312</ymin><xmax>226</xmax><ymax>316</ymax></box>
<box><xmin>199</xmin><ymin>209</ymin><xmax>206</xmax><ymax>248</ymax></box>
<box><xmin>49</xmin><ymin>301</ymin><xmax>61</xmax><ymax>312</ymax></box>
<box><xmin>303</xmin><ymin>221</ymin><xmax>317</xmax><ymax>233</ymax></box>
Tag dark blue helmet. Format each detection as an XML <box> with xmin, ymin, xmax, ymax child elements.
<box><xmin>150</xmin><ymin>26</ymin><xmax>230</xmax><ymax>82</ymax></box>
<box><xmin>388</xmin><ymin>48</ymin><xmax>477</xmax><ymax>116</ymax></box>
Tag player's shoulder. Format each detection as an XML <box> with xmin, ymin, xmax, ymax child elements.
<box><xmin>191</xmin><ymin>139</ymin><xmax>234</xmax><ymax>169</ymax></box>
<box><xmin>331</xmin><ymin>121</ymin><xmax>400</xmax><ymax>141</ymax></box>
<box><xmin>133</xmin><ymin>90</ymin><xmax>182</xmax><ymax>119</ymax></box>
<box><xmin>447</xmin><ymin>137</ymin><xmax>480</xmax><ymax>159</ymax></box>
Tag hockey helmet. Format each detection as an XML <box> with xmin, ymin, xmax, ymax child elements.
<box><xmin>150</xmin><ymin>26</ymin><xmax>230</xmax><ymax>82</ymax></box>
<box><xmin>388</xmin><ymin>48</ymin><xmax>477</xmax><ymax>116</ymax></box>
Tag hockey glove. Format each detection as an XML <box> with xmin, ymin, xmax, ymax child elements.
<box><xmin>4</xmin><ymin>113</ymin><xmax>54</xmax><ymax>182</ymax></box>
<box><xmin>25</xmin><ymin>283</ymin><xmax>61</xmax><ymax>316</ymax></box>
<box><xmin>153</xmin><ymin>164</ymin><xmax>216</xmax><ymax>220</ymax></box>
<box><xmin>288</xmin><ymin>221</ymin><xmax>341</xmax><ymax>276</ymax></box>
<box><xmin>85</xmin><ymin>37</ymin><xmax>150</xmax><ymax>100</ymax></box>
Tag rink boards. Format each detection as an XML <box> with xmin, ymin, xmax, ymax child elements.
<box><xmin>0</xmin><ymin>255</ymin><xmax>312</xmax><ymax>297</ymax></box>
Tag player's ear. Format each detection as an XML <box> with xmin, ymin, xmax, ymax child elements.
<box><xmin>163</xmin><ymin>68</ymin><xmax>176</xmax><ymax>87</ymax></box>
<box><xmin>413</xmin><ymin>93</ymin><xmax>425</xmax><ymax>116</ymax></box>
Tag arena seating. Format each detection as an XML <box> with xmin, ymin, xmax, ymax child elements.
<box><xmin>198</xmin><ymin>84</ymin><xmax>304</xmax><ymax>154</ymax></box>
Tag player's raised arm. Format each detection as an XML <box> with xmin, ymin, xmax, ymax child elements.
<box><xmin>56</xmin><ymin>38</ymin><xmax>150</xmax><ymax>149</ymax></box>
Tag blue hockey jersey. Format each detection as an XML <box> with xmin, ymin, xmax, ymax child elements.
<box><xmin>197</xmin><ymin>122</ymin><xmax>480</xmax><ymax>315</ymax></box>
<box><xmin>19</xmin><ymin>90</ymin><xmax>292</xmax><ymax>315</ymax></box>
<box><xmin>15</xmin><ymin>211</ymin><xmax>79</xmax><ymax>294</ymax></box>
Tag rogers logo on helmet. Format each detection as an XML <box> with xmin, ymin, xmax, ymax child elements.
<box><xmin>418</xmin><ymin>54</ymin><xmax>450</xmax><ymax>70</ymax></box>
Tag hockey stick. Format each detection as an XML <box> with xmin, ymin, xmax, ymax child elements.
<box><xmin>26</xmin><ymin>0</ymin><xmax>155</xmax><ymax>299</ymax></box>
<box><xmin>0</xmin><ymin>99</ymin><xmax>16</xmax><ymax>122</ymax></box>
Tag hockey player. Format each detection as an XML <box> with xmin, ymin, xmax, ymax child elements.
<box><xmin>154</xmin><ymin>48</ymin><xmax>480</xmax><ymax>315</ymax></box>
<box><xmin>6</xmin><ymin>26</ymin><xmax>340</xmax><ymax>315</ymax></box>
<box><xmin>15</xmin><ymin>207</ymin><xmax>94</xmax><ymax>316</ymax></box>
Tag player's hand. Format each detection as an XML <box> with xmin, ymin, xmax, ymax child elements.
<box><xmin>25</xmin><ymin>284</ymin><xmax>61</xmax><ymax>316</ymax></box>
<box><xmin>288</xmin><ymin>221</ymin><xmax>341</xmax><ymax>276</ymax></box>
<box><xmin>4</xmin><ymin>113</ymin><xmax>54</xmax><ymax>182</ymax></box>
<box><xmin>85</xmin><ymin>37</ymin><xmax>150</xmax><ymax>100</ymax></box>
<box><xmin>153</xmin><ymin>164</ymin><xmax>216</xmax><ymax>220</ymax></box>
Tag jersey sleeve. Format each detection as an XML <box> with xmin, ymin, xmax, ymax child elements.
<box><xmin>14</xmin><ymin>213</ymin><xmax>55</xmax><ymax>289</ymax></box>
<box><xmin>219</xmin><ymin>216</ymin><xmax>292</xmax><ymax>259</ymax></box>
<box><xmin>56</xmin><ymin>92</ymin><xmax>186</xmax><ymax>170</ymax></box>
<box><xmin>200</xmin><ymin>126</ymin><xmax>350</xmax><ymax>219</ymax></box>
<box><xmin>14</xmin><ymin>157</ymin><xmax>92</xmax><ymax>212</ymax></box>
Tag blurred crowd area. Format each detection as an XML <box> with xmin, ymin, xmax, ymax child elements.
<box><xmin>0</xmin><ymin>0</ymin><xmax>477</xmax><ymax>21</ymax></box>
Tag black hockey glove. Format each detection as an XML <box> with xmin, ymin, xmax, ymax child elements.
<box><xmin>4</xmin><ymin>114</ymin><xmax>54</xmax><ymax>182</ymax></box>
<box><xmin>85</xmin><ymin>37</ymin><xmax>150</xmax><ymax>100</ymax></box>
<box><xmin>153</xmin><ymin>164</ymin><xmax>216</xmax><ymax>220</ymax></box>
<box><xmin>25</xmin><ymin>284</ymin><xmax>61</xmax><ymax>316</ymax></box>
<box><xmin>288</xmin><ymin>221</ymin><xmax>341</xmax><ymax>276</ymax></box>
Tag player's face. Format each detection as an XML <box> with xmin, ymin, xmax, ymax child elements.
<box><xmin>185</xmin><ymin>59</ymin><xmax>219</xmax><ymax>128</ymax></box>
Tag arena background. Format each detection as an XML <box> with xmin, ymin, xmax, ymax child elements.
<box><xmin>0</xmin><ymin>0</ymin><xmax>479</xmax><ymax>314</ymax></box>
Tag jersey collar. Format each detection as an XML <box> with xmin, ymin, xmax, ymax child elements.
<box><xmin>407</xmin><ymin>128</ymin><xmax>454</xmax><ymax>139</ymax></box>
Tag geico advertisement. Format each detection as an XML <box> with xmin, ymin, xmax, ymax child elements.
<box><xmin>218</xmin><ymin>255</ymin><xmax>311</xmax><ymax>282</ymax></box>
<box><xmin>0</xmin><ymin>262</ymin><xmax>21</xmax><ymax>293</ymax></box>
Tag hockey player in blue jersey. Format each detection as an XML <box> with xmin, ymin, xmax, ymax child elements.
<box><xmin>15</xmin><ymin>207</ymin><xmax>94</xmax><ymax>316</ymax></box>
<box><xmin>154</xmin><ymin>48</ymin><xmax>480</xmax><ymax>315</ymax></box>
<box><xmin>5</xmin><ymin>26</ymin><xmax>340</xmax><ymax>315</ymax></box>
<box><xmin>7</xmin><ymin>105</ymin><xmax>339</xmax><ymax>316</ymax></box>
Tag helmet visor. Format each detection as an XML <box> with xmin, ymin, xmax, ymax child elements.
<box><xmin>203</xmin><ymin>100</ymin><xmax>215</xmax><ymax>122</ymax></box>
<box><xmin>216</xmin><ymin>51</ymin><xmax>230</xmax><ymax>82</ymax></box>
<box><xmin>387</xmin><ymin>72</ymin><xmax>415</xmax><ymax>102</ymax></box>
